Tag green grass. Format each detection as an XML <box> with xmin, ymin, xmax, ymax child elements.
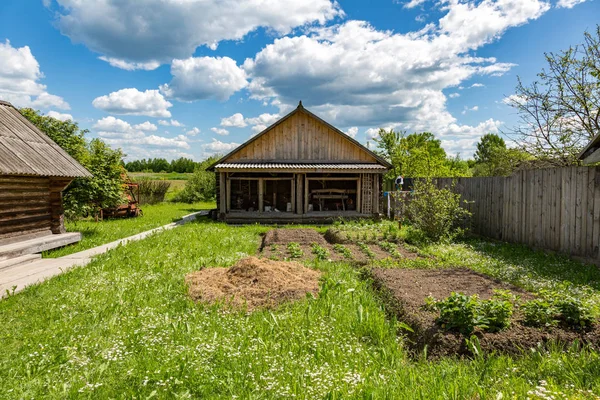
<box><xmin>1</xmin><ymin>221</ymin><xmax>600</xmax><ymax>398</ymax></box>
<box><xmin>45</xmin><ymin>201</ymin><xmax>215</xmax><ymax>258</ymax></box>
<box><xmin>128</xmin><ymin>172</ymin><xmax>192</xmax><ymax>181</ymax></box>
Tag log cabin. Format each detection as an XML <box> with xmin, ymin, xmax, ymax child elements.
<box><xmin>208</xmin><ymin>102</ymin><xmax>391</xmax><ymax>223</ymax></box>
<box><xmin>0</xmin><ymin>100</ymin><xmax>91</xmax><ymax>244</ymax></box>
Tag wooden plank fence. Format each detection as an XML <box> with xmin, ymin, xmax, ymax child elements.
<box><xmin>434</xmin><ymin>166</ymin><xmax>600</xmax><ymax>265</ymax></box>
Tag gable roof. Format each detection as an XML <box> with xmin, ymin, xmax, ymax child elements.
<box><xmin>208</xmin><ymin>102</ymin><xmax>392</xmax><ymax>171</ymax></box>
<box><xmin>0</xmin><ymin>101</ymin><xmax>91</xmax><ymax>178</ymax></box>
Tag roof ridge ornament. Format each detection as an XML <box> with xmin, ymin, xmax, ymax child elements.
<box><xmin>298</xmin><ymin>100</ymin><xmax>303</xmax><ymax>108</ymax></box>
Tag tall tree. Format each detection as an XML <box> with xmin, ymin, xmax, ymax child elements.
<box><xmin>505</xmin><ymin>25</ymin><xmax>600</xmax><ymax>165</ymax></box>
<box><xmin>474</xmin><ymin>133</ymin><xmax>506</xmax><ymax>164</ymax></box>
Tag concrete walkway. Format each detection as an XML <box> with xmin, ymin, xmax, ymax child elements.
<box><xmin>0</xmin><ymin>211</ymin><xmax>207</xmax><ymax>297</ymax></box>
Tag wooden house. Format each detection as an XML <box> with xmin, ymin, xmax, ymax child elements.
<box><xmin>208</xmin><ymin>102</ymin><xmax>391</xmax><ymax>223</ymax></box>
<box><xmin>579</xmin><ymin>133</ymin><xmax>600</xmax><ymax>165</ymax></box>
<box><xmin>0</xmin><ymin>100</ymin><xmax>91</xmax><ymax>244</ymax></box>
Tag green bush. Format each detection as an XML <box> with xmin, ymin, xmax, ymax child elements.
<box><xmin>311</xmin><ymin>243</ymin><xmax>329</xmax><ymax>261</ymax></box>
<box><xmin>172</xmin><ymin>169</ymin><xmax>216</xmax><ymax>203</ymax></box>
<box><xmin>521</xmin><ymin>299</ymin><xmax>559</xmax><ymax>328</ymax></box>
<box><xmin>136</xmin><ymin>179</ymin><xmax>171</xmax><ymax>204</ymax></box>
<box><xmin>406</xmin><ymin>178</ymin><xmax>471</xmax><ymax>242</ymax></box>
<box><xmin>554</xmin><ymin>296</ymin><xmax>595</xmax><ymax>329</ymax></box>
<box><xmin>287</xmin><ymin>242</ymin><xmax>303</xmax><ymax>258</ymax></box>
<box><xmin>430</xmin><ymin>292</ymin><xmax>514</xmax><ymax>335</ymax></box>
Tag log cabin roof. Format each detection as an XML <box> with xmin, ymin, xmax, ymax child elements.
<box><xmin>0</xmin><ymin>101</ymin><xmax>91</xmax><ymax>178</ymax></box>
<box><xmin>208</xmin><ymin>102</ymin><xmax>392</xmax><ymax>171</ymax></box>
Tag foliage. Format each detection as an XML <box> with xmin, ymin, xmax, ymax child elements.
<box><xmin>406</xmin><ymin>178</ymin><xmax>471</xmax><ymax>242</ymax></box>
<box><xmin>136</xmin><ymin>179</ymin><xmax>171</xmax><ymax>204</ymax></box>
<box><xmin>505</xmin><ymin>25</ymin><xmax>600</xmax><ymax>165</ymax></box>
<box><xmin>374</xmin><ymin>129</ymin><xmax>471</xmax><ymax>180</ymax></box>
<box><xmin>20</xmin><ymin>109</ymin><xmax>126</xmax><ymax>218</ymax></box>
<box><xmin>475</xmin><ymin>133</ymin><xmax>506</xmax><ymax>164</ymax></box>
<box><xmin>44</xmin><ymin>201</ymin><xmax>214</xmax><ymax>258</ymax></box>
<box><xmin>124</xmin><ymin>155</ymin><xmax>221</xmax><ymax>173</ymax></box>
<box><xmin>430</xmin><ymin>292</ymin><xmax>513</xmax><ymax>335</ymax></box>
<box><xmin>332</xmin><ymin>244</ymin><xmax>353</xmax><ymax>259</ymax></box>
<box><xmin>357</xmin><ymin>242</ymin><xmax>376</xmax><ymax>259</ymax></box>
<box><xmin>379</xmin><ymin>241</ymin><xmax>402</xmax><ymax>258</ymax></box>
<box><xmin>3</xmin><ymin>222</ymin><xmax>600</xmax><ymax>397</ymax></box>
<box><xmin>311</xmin><ymin>243</ymin><xmax>330</xmax><ymax>261</ymax></box>
<box><xmin>286</xmin><ymin>242</ymin><xmax>303</xmax><ymax>258</ymax></box>
<box><xmin>172</xmin><ymin>168</ymin><xmax>216</xmax><ymax>203</ymax></box>
<box><xmin>521</xmin><ymin>299</ymin><xmax>559</xmax><ymax>328</ymax></box>
<box><xmin>554</xmin><ymin>295</ymin><xmax>595</xmax><ymax>329</ymax></box>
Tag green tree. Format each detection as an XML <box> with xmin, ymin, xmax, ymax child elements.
<box><xmin>20</xmin><ymin>108</ymin><xmax>126</xmax><ymax>218</ymax></box>
<box><xmin>506</xmin><ymin>25</ymin><xmax>600</xmax><ymax>165</ymax></box>
<box><xmin>375</xmin><ymin>129</ymin><xmax>470</xmax><ymax>179</ymax></box>
<box><xmin>472</xmin><ymin>134</ymin><xmax>532</xmax><ymax>176</ymax></box>
<box><xmin>474</xmin><ymin>133</ymin><xmax>506</xmax><ymax>164</ymax></box>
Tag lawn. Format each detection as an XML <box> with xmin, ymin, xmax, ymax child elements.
<box><xmin>44</xmin><ymin>201</ymin><xmax>215</xmax><ymax>258</ymax></box>
<box><xmin>127</xmin><ymin>172</ymin><xmax>192</xmax><ymax>200</ymax></box>
<box><xmin>1</xmin><ymin>220</ymin><xmax>599</xmax><ymax>398</ymax></box>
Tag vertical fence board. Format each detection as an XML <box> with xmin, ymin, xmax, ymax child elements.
<box><xmin>430</xmin><ymin>166</ymin><xmax>598</xmax><ymax>264</ymax></box>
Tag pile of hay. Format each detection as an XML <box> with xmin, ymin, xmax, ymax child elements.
<box><xmin>185</xmin><ymin>257</ymin><xmax>321</xmax><ymax>310</ymax></box>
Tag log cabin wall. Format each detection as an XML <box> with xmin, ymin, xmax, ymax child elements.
<box><xmin>227</xmin><ymin>112</ymin><xmax>378</xmax><ymax>163</ymax></box>
<box><xmin>0</xmin><ymin>175</ymin><xmax>52</xmax><ymax>240</ymax></box>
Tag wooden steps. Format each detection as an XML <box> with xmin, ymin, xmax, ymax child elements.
<box><xmin>0</xmin><ymin>254</ymin><xmax>41</xmax><ymax>271</ymax></box>
<box><xmin>0</xmin><ymin>232</ymin><xmax>81</xmax><ymax>261</ymax></box>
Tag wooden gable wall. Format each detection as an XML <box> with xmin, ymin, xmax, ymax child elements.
<box><xmin>226</xmin><ymin>111</ymin><xmax>377</xmax><ymax>163</ymax></box>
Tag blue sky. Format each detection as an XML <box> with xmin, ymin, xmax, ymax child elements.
<box><xmin>0</xmin><ymin>0</ymin><xmax>598</xmax><ymax>161</ymax></box>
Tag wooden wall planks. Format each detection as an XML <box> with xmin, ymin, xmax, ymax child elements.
<box><xmin>436</xmin><ymin>166</ymin><xmax>600</xmax><ymax>265</ymax></box>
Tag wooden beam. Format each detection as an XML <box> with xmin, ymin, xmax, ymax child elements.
<box><xmin>296</xmin><ymin>174</ymin><xmax>303</xmax><ymax>214</ymax></box>
<box><xmin>357</xmin><ymin>176</ymin><xmax>361</xmax><ymax>214</ymax></box>
<box><xmin>258</xmin><ymin>178</ymin><xmax>264</xmax><ymax>212</ymax></box>
<box><xmin>226</xmin><ymin>174</ymin><xmax>231</xmax><ymax>213</ymax></box>
<box><xmin>304</xmin><ymin>175</ymin><xmax>309</xmax><ymax>214</ymax></box>
<box><xmin>306</xmin><ymin>177</ymin><xmax>361</xmax><ymax>181</ymax></box>
<box><xmin>291</xmin><ymin>176</ymin><xmax>295</xmax><ymax>213</ymax></box>
<box><xmin>219</xmin><ymin>173</ymin><xmax>226</xmax><ymax>214</ymax></box>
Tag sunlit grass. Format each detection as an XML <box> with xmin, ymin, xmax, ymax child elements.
<box><xmin>0</xmin><ymin>221</ymin><xmax>599</xmax><ymax>398</ymax></box>
<box><xmin>45</xmin><ymin>201</ymin><xmax>215</xmax><ymax>258</ymax></box>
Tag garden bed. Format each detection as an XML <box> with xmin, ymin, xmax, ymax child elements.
<box><xmin>261</xmin><ymin>228</ymin><xmax>418</xmax><ymax>263</ymax></box>
<box><xmin>371</xmin><ymin>268</ymin><xmax>600</xmax><ymax>358</ymax></box>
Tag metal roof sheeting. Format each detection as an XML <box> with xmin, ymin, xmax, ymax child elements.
<box><xmin>214</xmin><ymin>163</ymin><xmax>387</xmax><ymax>170</ymax></box>
<box><xmin>0</xmin><ymin>101</ymin><xmax>91</xmax><ymax>178</ymax></box>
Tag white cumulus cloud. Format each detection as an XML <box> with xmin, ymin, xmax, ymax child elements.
<box><xmin>158</xmin><ymin>119</ymin><xmax>184</xmax><ymax>127</ymax></box>
<box><xmin>186</xmin><ymin>127</ymin><xmax>201</xmax><ymax>136</ymax></box>
<box><xmin>211</xmin><ymin>127</ymin><xmax>230</xmax><ymax>136</ymax></box>
<box><xmin>0</xmin><ymin>40</ymin><xmax>70</xmax><ymax>110</ymax></box>
<box><xmin>47</xmin><ymin>110</ymin><xmax>73</xmax><ymax>121</ymax></box>
<box><xmin>134</xmin><ymin>121</ymin><xmax>157</xmax><ymax>131</ymax></box>
<box><xmin>203</xmin><ymin>138</ymin><xmax>240</xmax><ymax>155</ymax></box>
<box><xmin>92</xmin><ymin>88</ymin><xmax>172</xmax><ymax>118</ymax></box>
<box><xmin>221</xmin><ymin>113</ymin><xmax>247</xmax><ymax>128</ymax></box>
<box><xmin>160</xmin><ymin>57</ymin><xmax>248</xmax><ymax>102</ymax></box>
<box><xmin>50</xmin><ymin>0</ymin><xmax>342</xmax><ymax>69</ymax></box>
<box><xmin>345</xmin><ymin>127</ymin><xmax>359</xmax><ymax>138</ymax></box>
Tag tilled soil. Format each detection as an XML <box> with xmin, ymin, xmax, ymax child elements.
<box><xmin>372</xmin><ymin>268</ymin><xmax>600</xmax><ymax>357</ymax></box>
<box><xmin>263</xmin><ymin>228</ymin><xmax>329</xmax><ymax>247</ymax></box>
<box><xmin>186</xmin><ymin>256</ymin><xmax>321</xmax><ymax>311</ymax></box>
<box><xmin>261</xmin><ymin>228</ymin><xmax>419</xmax><ymax>263</ymax></box>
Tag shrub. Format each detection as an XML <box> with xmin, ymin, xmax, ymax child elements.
<box><xmin>136</xmin><ymin>179</ymin><xmax>171</xmax><ymax>204</ymax></box>
<box><xmin>521</xmin><ymin>299</ymin><xmax>559</xmax><ymax>328</ymax></box>
<box><xmin>430</xmin><ymin>292</ymin><xmax>514</xmax><ymax>334</ymax></box>
<box><xmin>311</xmin><ymin>243</ymin><xmax>329</xmax><ymax>261</ymax></box>
<box><xmin>332</xmin><ymin>244</ymin><xmax>353</xmax><ymax>259</ymax></box>
<box><xmin>554</xmin><ymin>296</ymin><xmax>595</xmax><ymax>329</ymax></box>
<box><xmin>172</xmin><ymin>169</ymin><xmax>216</xmax><ymax>203</ymax></box>
<box><xmin>287</xmin><ymin>242</ymin><xmax>303</xmax><ymax>258</ymax></box>
<box><xmin>357</xmin><ymin>242</ymin><xmax>375</xmax><ymax>259</ymax></box>
<box><xmin>406</xmin><ymin>178</ymin><xmax>471</xmax><ymax>242</ymax></box>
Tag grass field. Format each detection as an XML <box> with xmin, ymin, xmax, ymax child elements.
<box><xmin>45</xmin><ymin>201</ymin><xmax>215</xmax><ymax>258</ymax></box>
<box><xmin>127</xmin><ymin>172</ymin><xmax>192</xmax><ymax>200</ymax></box>
<box><xmin>1</xmin><ymin>221</ymin><xmax>600</xmax><ymax>398</ymax></box>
